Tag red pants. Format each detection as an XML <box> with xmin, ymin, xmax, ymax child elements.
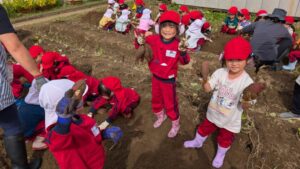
<box><xmin>197</xmin><ymin>118</ymin><xmax>235</xmax><ymax>148</ymax></box>
<box><xmin>221</xmin><ymin>25</ymin><xmax>237</xmax><ymax>34</ymax></box>
<box><xmin>288</xmin><ymin>50</ymin><xmax>300</xmax><ymax>62</ymax></box>
<box><xmin>151</xmin><ymin>76</ymin><xmax>179</xmax><ymax>121</ymax></box>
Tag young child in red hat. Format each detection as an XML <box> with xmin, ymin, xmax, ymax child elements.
<box><xmin>154</xmin><ymin>3</ymin><xmax>168</xmax><ymax>34</ymax></box>
<box><xmin>283</xmin><ymin>16</ymin><xmax>299</xmax><ymax>71</ymax></box>
<box><xmin>41</xmin><ymin>51</ymin><xmax>70</xmax><ymax>80</ymax></box>
<box><xmin>254</xmin><ymin>9</ymin><xmax>268</xmax><ymax>22</ymax></box>
<box><xmin>237</xmin><ymin>8</ymin><xmax>251</xmax><ymax>30</ymax></box>
<box><xmin>221</xmin><ymin>6</ymin><xmax>239</xmax><ymax>34</ymax></box>
<box><xmin>134</xmin><ymin>0</ymin><xmax>145</xmax><ymax>19</ymax></box>
<box><xmin>138</xmin><ymin>10</ymin><xmax>190</xmax><ymax>138</ymax></box>
<box><xmin>184</xmin><ymin>37</ymin><xmax>254</xmax><ymax>168</ymax></box>
<box><xmin>87</xmin><ymin>76</ymin><xmax>140</xmax><ymax>130</ymax></box>
<box><xmin>185</xmin><ymin>10</ymin><xmax>212</xmax><ymax>51</ymax></box>
<box><xmin>178</xmin><ymin>5</ymin><xmax>189</xmax><ymax>16</ymax></box>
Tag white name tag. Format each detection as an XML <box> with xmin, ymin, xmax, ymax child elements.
<box><xmin>91</xmin><ymin>125</ymin><xmax>100</xmax><ymax>137</ymax></box>
<box><xmin>166</xmin><ymin>50</ymin><xmax>177</xmax><ymax>58</ymax></box>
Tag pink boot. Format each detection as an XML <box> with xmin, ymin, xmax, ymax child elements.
<box><xmin>168</xmin><ymin>118</ymin><xmax>180</xmax><ymax>138</ymax></box>
<box><xmin>184</xmin><ymin>132</ymin><xmax>207</xmax><ymax>148</ymax></box>
<box><xmin>212</xmin><ymin>145</ymin><xmax>230</xmax><ymax>168</ymax></box>
<box><xmin>153</xmin><ymin>110</ymin><xmax>167</xmax><ymax>128</ymax></box>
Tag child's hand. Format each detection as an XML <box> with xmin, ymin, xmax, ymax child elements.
<box><xmin>87</xmin><ymin>112</ymin><xmax>94</xmax><ymax>118</ymax></box>
<box><xmin>204</xmin><ymin>36</ymin><xmax>213</xmax><ymax>43</ymax></box>
<box><xmin>137</xmin><ymin>35</ymin><xmax>145</xmax><ymax>45</ymax></box>
<box><xmin>178</xmin><ymin>37</ymin><xmax>188</xmax><ymax>52</ymax></box>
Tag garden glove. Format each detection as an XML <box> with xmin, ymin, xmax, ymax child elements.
<box><xmin>99</xmin><ymin>120</ymin><xmax>110</xmax><ymax>130</ymax></box>
<box><xmin>34</xmin><ymin>74</ymin><xmax>48</xmax><ymax>91</ymax></box>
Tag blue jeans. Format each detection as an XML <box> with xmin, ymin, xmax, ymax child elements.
<box><xmin>18</xmin><ymin>102</ymin><xmax>45</xmax><ymax>138</ymax></box>
<box><xmin>0</xmin><ymin>104</ymin><xmax>23</xmax><ymax>136</ymax></box>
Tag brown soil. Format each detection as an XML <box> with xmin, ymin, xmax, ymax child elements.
<box><xmin>1</xmin><ymin>9</ymin><xmax>300</xmax><ymax>169</ymax></box>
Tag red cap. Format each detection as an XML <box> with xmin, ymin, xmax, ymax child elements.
<box><xmin>201</xmin><ymin>22</ymin><xmax>211</xmax><ymax>32</ymax></box>
<box><xmin>159</xmin><ymin>3</ymin><xmax>167</xmax><ymax>11</ymax></box>
<box><xmin>41</xmin><ymin>52</ymin><xmax>60</xmax><ymax>69</ymax></box>
<box><xmin>224</xmin><ymin>37</ymin><xmax>252</xmax><ymax>60</ymax></box>
<box><xmin>189</xmin><ymin>10</ymin><xmax>203</xmax><ymax>20</ymax></box>
<box><xmin>159</xmin><ymin>10</ymin><xmax>180</xmax><ymax>24</ymax></box>
<box><xmin>135</xmin><ymin>0</ymin><xmax>144</xmax><ymax>6</ymax></box>
<box><xmin>228</xmin><ymin>6</ymin><xmax>238</xmax><ymax>15</ymax></box>
<box><xmin>119</xmin><ymin>0</ymin><xmax>124</xmax><ymax>5</ymax></box>
<box><xmin>256</xmin><ymin>10</ymin><xmax>268</xmax><ymax>17</ymax></box>
<box><xmin>285</xmin><ymin>16</ymin><xmax>294</xmax><ymax>24</ymax></box>
<box><xmin>181</xmin><ymin>14</ymin><xmax>191</xmax><ymax>26</ymax></box>
<box><xmin>179</xmin><ymin>5</ymin><xmax>189</xmax><ymax>13</ymax></box>
<box><xmin>57</xmin><ymin>65</ymin><xmax>77</xmax><ymax>79</ymax></box>
<box><xmin>101</xmin><ymin>76</ymin><xmax>122</xmax><ymax>91</ymax></box>
<box><xmin>29</xmin><ymin>45</ymin><xmax>44</xmax><ymax>59</ymax></box>
<box><xmin>240</xmin><ymin>8</ymin><xmax>250</xmax><ymax>20</ymax></box>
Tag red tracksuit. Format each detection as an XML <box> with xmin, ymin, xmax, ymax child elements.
<box><xmin>42</xmin><ymin>56</ymin><xmax>70</xmax><ymax>80</ymax></box>
<box><xmin>90</xmin><ymin>77</ymin><xmax>140</xmax><ymax>122</ymax></box>
<box><xmin>46</xmin><ymin>115</ymin><xmax>105</xmax><ymax>169</ymax></box>
<box><xmin>146</xmin><ymin>35</ymin><xmax>190</xmax><ymax>120</ymax></box>
<box><xmin>83</xmin><ymin>76</ymin><xmax>101</xmax><ymax>102</ymax></box>
<box><xmin>288</xmin><ymin>50</ymin><xmax>300</xmax><ymax>62</ymax></box>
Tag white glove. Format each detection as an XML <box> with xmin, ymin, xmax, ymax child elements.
<box><xmin>99</xmin><ymin>120</ymin><xmax>110</xmax><ymax>130</ymax></box>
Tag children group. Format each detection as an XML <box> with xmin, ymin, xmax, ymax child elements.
<box><xmin>5</xmin><ymin>0</ymin><xmax>300</xmax><ymax>169</ymax></box>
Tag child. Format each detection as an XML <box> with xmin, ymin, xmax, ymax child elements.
<box><xmin>140</xmin><ymin>11</ymin><xmax>190</xmax><ymax>138</ymax></box>
<box><xmin>284</xmin><ymin>16</ymin><xmax>296</xmax><ymax>43</ymax></box>
<box><xmin>237</xmin><ymin>8</ymin><xmax>251</xmax><ymax>30</ymax></box>
<box><xmin>178</xmin><ymin>5</ymin><xmax>189</xmax><ymax>16</ymax></box>
<box><xmin>283</xmin><ymin>38</ymin><xmax>300</xmax><ymax>71</ymax></box>
<box><xmin>185</xmin><ymin>11</ymin><xmax>212</xmax><ymax>51</ymax></box>
<box><xmin>88</xmin><ymin>76</ymin><xmax>140</xmax><ymax>130</ymax></box>
<box><xmin>41</xmin><ymin>51</ymin><xmax>70</xmax><ymax>80</ymax></box>
<box><xmin>115</xmin><ymin>9</ymin><xmax>131</xmax><ymax>34</ymax></box>
<box><xmin>134</xmin><ymin>8</ymin><xmax>155</xmax><ymax>49</ymax></box>
<box><xmin>44</xmin><ymin>80</ymin><xmax>106</xmax><ymax>169</ymax></box>
<box><xmin>221</xmin><ymin>6</ymin><xmax>238</xmax><ymax>34</ymax></box>
<box><xmin>184</xmin><ymin>37</ymin><xmax>254</xmax><ymax>168</ymax></box>
<box><xmin>154</xmin><ymin>3</ymin><xmax>168</xmax><ymax>34</ymax></box>
<box><xmin>179</xmin><ymin>13</ymin><xmax>191</xmax><ymax>35</ymax></box>
<box><xmin>134</xmin><ymin>0</ymin><xmax>145</xmax><ymax>19</ymax></box>
<box><xmin>99</xmin><ymin>8</ymin><xmax>115</xmax><ymax>30</ymax></box>
<box><xmin>254</xmin><ymin>9</ymin><xmax>268</xmax><ymax>22</ymax></box>
<box><xmin>29</xmin><ymin>45</ymin><xmax>44</xmax><ymax>65</ymax></box>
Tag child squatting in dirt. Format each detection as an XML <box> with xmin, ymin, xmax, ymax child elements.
<box><xmin>184</xmin><ymin>37</ymin><xmax>263</xmax><ymax>168</ymax></box>
<box><xmin>136</xmin><ymin>10</ymin><xmax>190</xmax><ymax>138</ymax></box>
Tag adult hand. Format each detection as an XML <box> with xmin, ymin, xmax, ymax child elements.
<box><xmin>34</xmin><ymin>74</ymin><xmax>48</xmax><ymax>91</ymax></box>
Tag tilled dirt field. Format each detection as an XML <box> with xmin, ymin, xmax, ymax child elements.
<box><xmin>1</xmin><ymin>9</ymin><xmax>300</xmax><ymax>169</ymax></box>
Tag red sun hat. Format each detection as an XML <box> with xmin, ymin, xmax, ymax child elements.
<box><xmin>29</xmin><ymin>45</ymin><xmax>44</xmax><ymax>59</ymax></box>
<box><xmin>201</xmin><ymin>22</ymin><xmax>211</xmax><ymax>32</ymax></box>
<box><xmin>189</xmin><ymin>10</ymin><xmax>203</xmax><ymax>20</ymax></box>
<box><xmin>224</xmin><ymin>37</ymin><xmax>252</xmax><ymax>60</ymax></box>
<box><xmin>159</xmin><ymin>3</ymin><xmax>168</xmax><ymax>11</ymax></box>
<box><xmin>159</xmin><ymin>10</ymin><xmax>180</xmax><ymax>24</ymax></box>
<box><xmin>135</xmin><ymin>0</ymin><xmax>144</xmax><ymax>6</ymax></box>
<box><xmin>240</xmin><ymin>8</ymin><xmax>250</xmax><ymax>20</ymax></box>
<box><xmin>285</xmin><ymin>16</ymin><xmax>295</xmax><ymax>24</ymax></box>
<box><xmin>41</xmin><ymin>52</ymin><xmax>59</xmax><ymax>69</ymax></box>
<box><xmin>57</xmin><ymin>65</ymin><xmax>77</xmax><ymax>79</ymax></box>
<box><xmin>228</xmin><ymin>6</ymin><xmax>238</xmax><ymax>15</ymax></box>
<box><xmin>181</xmin><ymin>14</ymin><xmax>191</xmax><ymax>26</ymax></box>
<box><xmin>256</xmin><ymin>10</ymin><xmax>268</xmax><ymax>17</ymax></box>
<box><xmin>179</xmin><ymin>5</ymin><xmax>189</xmax><ymax>13</ymax></box>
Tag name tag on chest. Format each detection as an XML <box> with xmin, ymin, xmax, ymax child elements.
<box><xmin>166</xmin><ymin>50</ymin><xmax>177</xmax><ymax>58</ymax></box>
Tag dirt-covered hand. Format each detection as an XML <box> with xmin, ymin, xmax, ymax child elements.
<box><xmin>137</xmin><ymin>35</ymin><xmax>145</xmax><ymax>45</ymax></box>
<box><xmin>178</xmin><ymin>37</ymin><xmax>188</xmax><ymax>52</ymax></box>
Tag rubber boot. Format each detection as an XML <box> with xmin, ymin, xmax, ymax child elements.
<box><xmin>184</xmin><ymin>132</ymin><xmax>208</xmax><ymax>148</ymax></box>
<box><xmin>168</xmin><ymin>118</ymin><xmax>180</xmax><ymax>138</ymax></box>
<box><xmin>153</xmin><ymin>110</ymin><xmax>167</xmax><ymax>128</ymax></box>
<box><xmin>212</xmin><ymin>145</ymin><xmax>230</xmax><ymax>168</ymax></box>
<box><xmin>283</xmin><ymin>60</ymin><xmax>298</xmax><ymax>71</ymax></box>
<box><xmin>4</xmin><ymin>134</ymin><xmax>42</xmax><ymax>169</ymax></box>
